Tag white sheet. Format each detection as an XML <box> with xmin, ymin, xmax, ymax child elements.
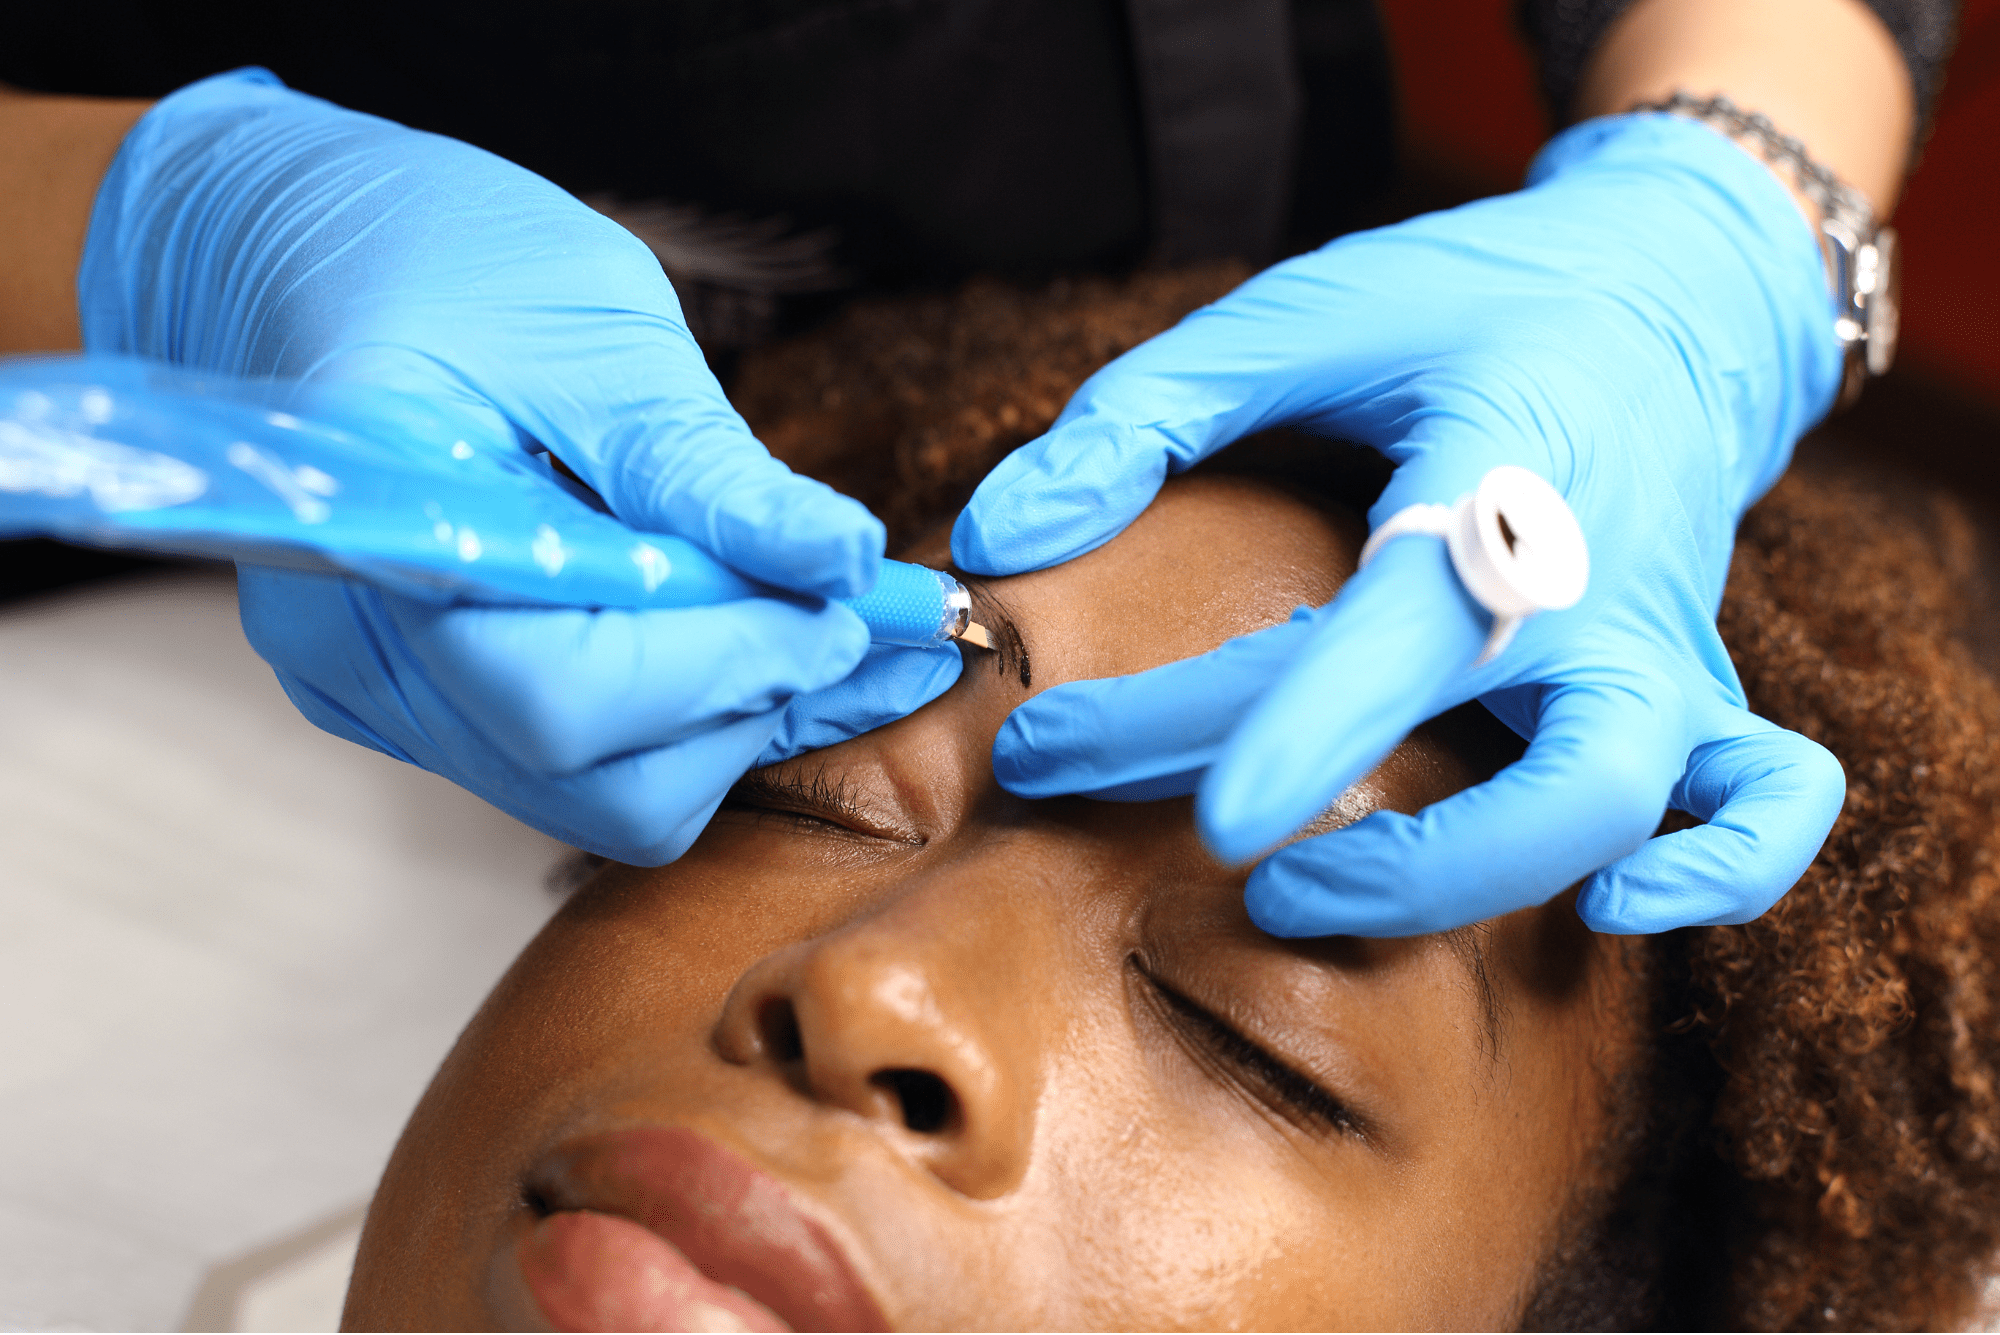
<box><xmin>0</xmin><ymin>568</ymin><xmax>563</xmax><ymax>1330</ymax></box>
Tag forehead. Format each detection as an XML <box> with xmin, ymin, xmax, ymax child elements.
<box><xmin>923</xmin><ymin>474</ymin><xmax>1368</xmax><ymax>687</ymax></box>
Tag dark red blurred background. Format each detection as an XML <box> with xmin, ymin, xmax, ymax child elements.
<box><xmin>1377</xmin><ymin>0</ymin><xmax>2000</xmax><ymax>408</ymax></box>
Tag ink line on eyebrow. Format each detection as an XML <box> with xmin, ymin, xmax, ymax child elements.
<box><xmin>954</xmin><ymin>573</ymin><xmax>1030</xmax><ymax>687</ymax></box>
<box><xmin>996</xmin><ymin>615</ymin><xmax>1031</xmax><ymax>687</ymax></box>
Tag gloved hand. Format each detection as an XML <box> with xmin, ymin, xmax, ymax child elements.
<box><xmin>81</xmin><ymin>68</ymin><xmax>956</xmax><ymax>862</ymax></box>
<box><xmin>954</xmin><ymin>113</ymin><xmax>1849</xmax><ymax>935</ymax></box>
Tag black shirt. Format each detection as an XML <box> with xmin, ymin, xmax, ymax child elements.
<box><xmin>0</xmin><ymin>0</ymin><xmax>1396</xmax><ymax>287</ymax></box>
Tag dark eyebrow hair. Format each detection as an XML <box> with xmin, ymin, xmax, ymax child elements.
<box><xmin>1441</xmin><ymin>924</ymin><xmax>1504</xmax><ymax>1061</ymax></box>
<box><xmin>951</xmin><ymin>571</ymin><xmax>1031</xmax><ymax>688</ymax></box>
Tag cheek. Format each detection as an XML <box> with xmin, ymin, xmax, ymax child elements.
<box><xmin>455</xmin><ymin>845</ymin><xmax>895</xmax><ymax>1096</ymax></box>
<box><xmin>1011</xmin><ymin>1017</ymin><xmax>1437</xmax><ymax>1330</ymax></box>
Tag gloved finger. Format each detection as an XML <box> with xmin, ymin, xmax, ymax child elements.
<box><xmin>247</xmin><ymin>560</ymin><xmax>789</xmax><ymax>862</ymax></box>
<box><xmin>1242</xmin><ymin>675</ymin><xmax>1684</xmax><ymax>938</ymax></box>
<box><xmin>1576</xmin><ymin>719</ymin><xmax>1846</xmax><ymax>933</ymax></box>
<box><xmin>273</xmin><ymin>623</ymin><xmax>784</xmax><ymax>865</ymax></box>
<box><xmin>263</xmin><ymin>663</ymin><xmax>412</xmax><ymax>764</ymax></box>
<box><xmin>756</xmin><ymin>642</ymin><xmax>966</xmax><ymax>768</ymax></box>
<box><xmin>314</xmin><ymin>211</ymin><xmax>884</xmax><ymax>600</ymax></box>
<box><xmin>991</xmin><ymin>610</ymin><xmax>1319</xmax><ymax>801</ymax></box>
<box><xmin>952</xmin><ymin>275</ymin><xmax>1329</xmax><ymax>577</ymax></box>
<box><xmin>584</xmin><ymin>384</ymin><xmax>887</xmax><ymax>601</ymax></box>
<box><xmin>237</xmin><ymin>565</ymin><xmax>431</xmax><ymax>742</ymax></box>
<box><xmin>335</xmin><ymin>340</ymin><xmax>885</xmax><ymax>602</ymax></box>
<box><xmin>1364</xmin><ymin>416</ymin><xmax>1524</xmax><ymax>530</ymax></box>
<box><xmin>242</xmin><ymin>566</ymin><xmax>867</xmax><ymax>777</ymax></box>
<box><xmin>1198</xmin><ymin>535</ymin><xmax>1489</xmax><ymax>865</ymax></box>
<box><xmin>502</xmin><ymin>709</ymin><xmax>789</xmax><ymax>865</ymax></box>
<box><xmin>383</xmin><ymin>592</ymin><xmax>872</xmax><ymax>776</ymax></box>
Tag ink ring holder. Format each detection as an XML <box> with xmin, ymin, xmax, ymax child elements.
<box><xmin>1357</xmin><ymin>465</ymin><xmax>1590</xmax><ymax>666</ymax></box>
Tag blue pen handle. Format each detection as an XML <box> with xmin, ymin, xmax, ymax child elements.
<box><xmin>0</xmin><ymin>355</ymin><xmax>760</xmax><ymax>606</ymax></box>
<box><xmin>0</xmin><ymin>355</ymin><xmax>964</xmax><ymax>645</ymax></box>
<box><xmin>840</xmin><ymin>560</ymin><xmax>974</xmax><ymax>647</ymax></box>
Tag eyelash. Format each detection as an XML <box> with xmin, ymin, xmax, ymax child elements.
<box><xmin>1130</xmin><ymin>954</ymin><xmax>1362</xmax><ymax>1141</ymax></box>
<box><xmin>723</xmin><ymin>766</ymin><xmax>871</xmax><ymax>833</ymax></box>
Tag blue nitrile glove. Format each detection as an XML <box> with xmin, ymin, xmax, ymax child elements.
<box><xmin>954</xmin><ymin>113</ymin><xmax>1850</xmax><ymax>935</ymax></box>
<box><xmin>756</xmin><ymin>644</ymin><xmax>967</xmax><ymax>767</ymax></box>
<box><xmin>80</xmin><ymin>69</ymin><xmax>955</xmax><ymax>862</ymax></box>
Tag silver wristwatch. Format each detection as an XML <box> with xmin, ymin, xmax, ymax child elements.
<box><xmin>1639</xmin><ymin>91</ymin><xmax>1901</xmax><ymax>407</ymax></box>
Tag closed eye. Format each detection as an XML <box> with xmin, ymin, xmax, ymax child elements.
<box><xmin>1131</xmin><ymin>954</ymin><xmax>1366</xmax><ymax>1142</ymax></box>
<box><xmin>721</xmin><ymin>765</ymin><xmax>923</xmax><ymax>845</ymax></box>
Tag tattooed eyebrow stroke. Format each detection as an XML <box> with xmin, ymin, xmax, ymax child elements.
<box><xmin>955</xmin><ymin>573</ymin><xmax>1031</xmax><ymax>688</ymax></box>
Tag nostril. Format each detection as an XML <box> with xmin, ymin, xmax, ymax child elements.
<box><xmin>758</xmin><ymin>997</ymin><xmax>804</xmax><ymax>1063</ymax></box>
<box><xmin>872</xmin><ymin>1068</ymin><xmax>957</xmax><ymax>1134</ymax></box>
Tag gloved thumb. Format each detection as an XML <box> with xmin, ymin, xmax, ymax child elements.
<box><xmin>538</xmin><ymin>226</ymin><xmax>885</xmax><ymax>599</ymax></box>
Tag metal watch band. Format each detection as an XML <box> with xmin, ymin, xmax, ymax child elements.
<box><xmin>1636</xmin><ymin>91</ymin><xmax>1901</xmax><ymax>406</ymax></box>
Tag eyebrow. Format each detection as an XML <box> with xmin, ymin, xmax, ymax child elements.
<box><xmin>1441</xmin><ymin>924</ymin><xmax>1504</xmax><ymax>1061</ymax></box>
<box><xmin>953</xmin><ymin>572</ymin><xmax>1031</xmax><ymax>688</ymax></box>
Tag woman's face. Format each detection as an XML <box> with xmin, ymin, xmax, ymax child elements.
<box><xmin>344</xmin><ymin>475</ymin><xmax>1636</xmax><ymax>1332</ymax></box>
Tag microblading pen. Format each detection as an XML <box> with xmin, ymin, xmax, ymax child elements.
<box><xmin>840</xmin><ymin>560</ymin><xmax>995</xmax><ymax>650</ymax></box>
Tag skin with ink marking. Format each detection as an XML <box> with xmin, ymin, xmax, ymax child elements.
<box><xmin>954</xmin><ymin>575</ymin><xmax>1031</xmax><ymax>688</ymax></box>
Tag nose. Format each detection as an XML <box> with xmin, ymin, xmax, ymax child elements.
<box><xmin>713</xmin><ymin>891</ymin><xmax>1040</xmax><ymax>1200</ymax></box>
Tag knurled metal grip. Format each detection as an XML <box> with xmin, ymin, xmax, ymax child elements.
<box><xmin>1358</xmin><ymin>466</ymin><xmax>1590</xmax><ymax>666</ymax></box>
<box><xmin>840</xmin><ymin>560</ymin><xmax>972</xmax><ymax>648</ymax></box>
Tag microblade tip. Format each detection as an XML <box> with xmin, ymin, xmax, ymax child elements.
<box><xmin>958</xmin><ymin>621</ymin><xmax>994</xmax><ymax>650</ymax></box>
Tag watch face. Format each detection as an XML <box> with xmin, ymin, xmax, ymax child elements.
<box><xmin>1866</xmin><ymin>226</ymin><xmax>1901</xmax><ymax>378</ymax></box>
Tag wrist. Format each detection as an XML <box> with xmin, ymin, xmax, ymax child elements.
<box><xmin>1528</xmin><ymin>112</ymin><xmax>1845</xmax><ymax>502</ymax></box>
<box><xmin>80</xmin><ymin>68</ymin><xmax>322</xmax><ymax>361</ymax></box>
<box><xmin>0</xmin><ymin>85</ymin><xmax>152</xmax><ymax>354</ymax></box>
<box><xmin>1634</xmin><ymin>92</ymin><xmax>1901</xmax><ymax>405</ymax></box>
<box><xmin>1573</xmin><ymin>0</ymin><xmax>1914</xmax><ymax>215</ymax></box>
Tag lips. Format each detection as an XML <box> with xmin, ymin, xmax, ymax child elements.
<box><xmin>517</xmin><ymin>1128</ymin><xmax>888</xmax><ymax>1333</ymax></box>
